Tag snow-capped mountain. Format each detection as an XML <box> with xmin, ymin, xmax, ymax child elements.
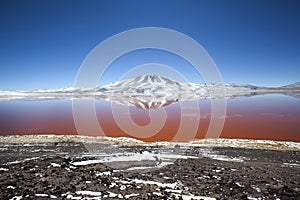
<box><xmin>94</xmin><ymin>75</ymin><xmax>208</xmax><ymax>109</ymax></box>
<box><xmin>0</xmin><ymin>75</ymin><xmax>299</xmax><ymax>109</ymax></box>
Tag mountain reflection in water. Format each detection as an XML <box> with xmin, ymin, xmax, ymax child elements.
<box><xmin>0</xmin><ymin>94</ymin><xmax>299</xmax><ymax>142</ymax></box>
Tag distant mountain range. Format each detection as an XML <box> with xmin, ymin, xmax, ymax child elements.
<box><xmin>0</xmin><ymin>75</ymin><xmax>299</xmax><ymax>109</ymax></box>
<box><xmin>281</xmin><ymin>82</ymin><xmax>300</xmax><ymax>88</ymax></box>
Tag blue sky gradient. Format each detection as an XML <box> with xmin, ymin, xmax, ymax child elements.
<box><xmin>0</xmin><ymin>0</ymin><xmax>299</xmax><ymax>90</ymax></box>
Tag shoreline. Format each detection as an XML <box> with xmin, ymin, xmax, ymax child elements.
<box><xmin>0</xmin><ymin>134</ymin><xmax>299</xmax><ymax>151</ymax></box>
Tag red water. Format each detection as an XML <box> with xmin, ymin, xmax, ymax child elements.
<box><xmin>0</xmin><ymin>95</ymin><xmax>299</xmax><ymax>142</ymax></box>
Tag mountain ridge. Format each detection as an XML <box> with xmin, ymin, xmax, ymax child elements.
<box><xmin>0</xmin><ymin>75</ymin><xmax>299</xmax><ymax>109</ymax></box>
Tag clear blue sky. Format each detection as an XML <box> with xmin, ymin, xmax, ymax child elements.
<box><xmin>0</xmin><ymin>0</ymin><xmax>299</xmax><ymax>90</ymax></box>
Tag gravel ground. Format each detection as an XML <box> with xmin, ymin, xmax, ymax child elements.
<box><xmin>0</xmin><ymin>141</ymin><xmax>299</xmax><ymax>200</ymax></box>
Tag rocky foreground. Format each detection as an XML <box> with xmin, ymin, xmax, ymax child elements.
<box><xmin>0</xmin><ymin>136</ymin><xmax>299</xmax><ymax>200</ymax></box>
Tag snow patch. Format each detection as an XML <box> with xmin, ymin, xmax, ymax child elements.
<box><xmin>180</xmin><ymin>194</ymin><xmax>216</xmax><ymax>200</ymax></box>
<box><xmin>202</xmin><ymin>152</ymin><xmax>245</xmax><ymax>162</ymax></box>
<box><xmin>35</xmin><ymin>194</ymin><xmax>48</xmax><ymax>197</ymax></box>
<box><xmin>283</xmin><ymin>162</ymin><xmax>300</xmax><ymax>167</ymax></box>
<box><xmin>124</xmin><ymin>193</ymin><xmax>139</xmax><ymax>198</ymax></box>
<box><xmin>9</xmin><ymin>196</ymin><xmax>22</xmax><ymax>200</ymax></box>
<box><xmin>50</xmin><ymin>163</ymin><xmax>61</xmax><ymax>167</ymax></box>
<box><xmin>71</xmin><ymin>152</ymin><xmax>197</xmax><ymax>171</ymax></box>
<box><xmin>75</xmin><ymin>191</ymin><xmax>102</xmax><ymax>196</ymax></box>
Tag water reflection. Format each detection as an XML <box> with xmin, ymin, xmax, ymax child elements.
<box><xmin>0</xmin><ymin>95</ymin><xmax>299</xmax><ymax>142</ymax></box>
